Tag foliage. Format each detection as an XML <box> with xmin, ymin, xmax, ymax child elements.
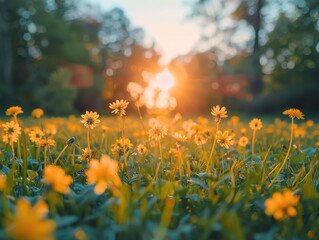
<box><xmin>1</xmin><ymin>106</ymin><xmax>319</xmax><ymax>239</ymax></box>
<box><xmin>36</xmin><ymin>68</ymin><xmax>77</xmax><ymax>115</ymax></box>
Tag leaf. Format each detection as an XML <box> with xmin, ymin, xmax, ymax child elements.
<box><xmin>27</xmin><ymin>170</ymin><xmax>38</xmax><ymax>179</ymax></box>
<box><xmin>301</xmin><ymin>148</ymin><xmax>318</xmax><ymax>158</ymax></box>
<box><xmin>55</xmin><ymin>215</ymin><xmax>78</xmax><ymax>228</ymax></box>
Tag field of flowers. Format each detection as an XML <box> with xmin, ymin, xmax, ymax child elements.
<box><xmin>0</xmin><ymin>103</ymin><xmax>319</xmax><ymax>239</ymax></box>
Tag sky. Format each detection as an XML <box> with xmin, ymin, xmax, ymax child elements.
<box><xmin>92</xmin><ymin>0</ymin><xmax>201</xmax><ymax>65</ymax></box>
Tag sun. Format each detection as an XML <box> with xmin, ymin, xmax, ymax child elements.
<box><xmin>155</xmin><ymin>69</ymin><xmax>175</xmax><ymax>91</ymax></box>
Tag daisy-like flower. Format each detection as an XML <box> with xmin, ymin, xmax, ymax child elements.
<box><xmin>6</xmin><ymin>198</ymin><xmax>56</xmax><ymax>240</ymax></box>
<box><xmin>172</xmin><ymin>132</ymin><xmax>188</xmax><ymax>142</ymax></box>
<box><xmin>86</xmin><ymin>155</ymin><xmax>122</xmax><ymax>195</ymax></box>
<box><xmin>109</xmin><ymin>99</ymin><xmax>129</xmax><ymax>116</ymax></box>
<box><xmin>2</xmin><ymin>121</ymin><xmax>21</xmax><ymax>144</ymax></box>
<box><xmin>111</xmin><ymin>137</ymin><xmax>133</xmax><ymax>157</ymax></box>
<box><xmin>0</xmin><ymin>174</ymin><xmax>6</xmax><ymax>192</ymax></box>
<box><xmin>79</xmin><ymin>148</ymin><xmax>92</xmax><ymax>161</ymax></box>
<box><xmin>101</xmin><ymin>125</ymin><xmax>110</xmax><ymax>132</ymax></box>
<box><xmin>137</xmin><ymin>144</ymin><xmax>147</xmax><ymax>155</ymax></box>
<box><xmin>238</xmin><ymin>136</ymin><xmax>249</xmax><ymax>147</ymax></box>
<box><xmin>283</xmin><ymin>108</ymin><xmax>304</xmax><ymax>120</ymax></box>
<box><xmin>31</xmin><ymin>108</ymin><xmax>44</xmax><ymax>118</ymax></box>
<box><xmin>211</xmin><ymin>105</ymin><xmax>228</xmax><ymax>123</ymax></box>
<box><xmin>6</xmin><ymin>106</ymin><xmax>24</xmax><ymax>117</ymax></box>
<box><xmin>265</xmin><ymin>190</ymin><xmax>299</xmax><ymax>221</ymax></box>
<box><xmin>216</xmin><ymin>130</ymin><xmax>234</xmax><ymax>149</ymax></box>
<box><xmin>37</xmin><ymin>138</ymin><xmax>56</xmax><ymax>148</ymax></box>
<box><xmin>45</xmin><ymin>124</ymin><xmax>57</xmax><ymax>136</ymax></box>
<box><xmin>194</xmin><ymin>134</ymin><xmax>207</xmax><ymax>146</ymax></box>
<box><xmin>249</xmin><ymin>118</ymin><xmax>263</xmax><ymax>131</ymax></box>
<box><xmin>149</xmin><ymin>125</ymin><xmax>168</xmax><ymax>141</ymax></box>
<box><xmin>44</xmin><ymin>165</ymin><xmax>73</xmax><ymax>194</ymax></box>
<box><xmin>81</xmin><ymin>111</ymin><xmax>101</xmax><ymax>129</ymax></box>
<box><xmin>28</xmin><ymin>128</ymin><xmax>44</xmax><ymax>143</ymax></box>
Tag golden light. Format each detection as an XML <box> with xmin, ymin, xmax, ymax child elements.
<box><xmin>127</xmin><ymin>69</ymin><xmax>177</xmax><ymax>113</ymax></box>
<box><xmin>155</xmin><ymin>69</ymin><xmax>175</xmax><ymax>91</ymax></box>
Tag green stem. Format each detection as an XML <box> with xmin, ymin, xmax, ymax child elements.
<box><xmin>269</xmin><ymin>118</ymin><xmax>294</xmax><ymax>187</ymax></box>
<box><xmin>87</xmin><ymin>128</ymin><xmax>91</xmax><ymax>158</ymax></box>
<box><xmin>159</xmin><ymin>139</ymin><xmax>163</xmax><ymax>175</ymax></box>
<box><xmin>207</xmin><ymin>123</ymin><xmax>219</xmax><ymax>171</ymax></box>
<box><xmin>252</xmin><ymin>130</ymin><xmax>256</xmax><ymax>156</ymax></box>
<box><xmin>53</xmin><ymin>145</ymin><xmax>68</xmax><ymax>165</ymax></box>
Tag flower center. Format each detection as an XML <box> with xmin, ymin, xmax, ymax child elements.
<box><xmin>87</xmin><ymin>118</ymin><xmax>93</xmax><ymax>125</ymax></box>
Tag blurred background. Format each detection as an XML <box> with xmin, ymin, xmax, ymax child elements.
<box><xmin>0</xmin><ymin>0</ymin><xmax>318</xmax><ymax>115</ymax></box>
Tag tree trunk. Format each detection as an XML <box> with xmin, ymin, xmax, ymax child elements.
<box><xmin>250</xmin><ymin>0</ymin><xmax>263</xmax><ymax>97</ymax></box>
<box><xmin>0</xmin><ymin>0</ymin><xmax>13</xmax><ymax>97</ymax></box>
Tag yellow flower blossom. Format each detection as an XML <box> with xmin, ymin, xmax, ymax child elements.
<box><xmin>216</xmin><ymin>130</ymin><xmax>234</xmax><ymax>149</ymax></box>
<box><xmin>211</xmin><ymin>105</ymin><xmax>228</xmax><ymax>123</ymax></box>
<box><xmin>238</xmin><ymin>136</ymin><xmax>249</xmax><ymax>147</ymax></box>
<box><xmin>194</xmin><ymin>134</ymin><xmax>207</xmax><ymax>146</ymax></box>
<box><xmin>29</xmin><ymin>128</ymin><xmax>44</xmax><ymax>143</ymax></box>
<box><xmin>137</xmin><ymin>144</ymin><xmax>147</xmax><ymax>155</ymax></box>
<box><xmin>249</xmin><ymin>118</ymin><xmax>263</xmax><ymax>131</ymax></box>
<box><xmin>2</xmin><ymin>121</ymin><xmax>21</xmax><ymax>144</ymax></box>
<box><xmin>81</xmin><ymin>111</ymin><xmax>101</xmax><ymax>129</ymax></box>
<box><xmin>79</xmin><ymin>148</ymin><xmax>92</xmax><ymax>161</ymax></box>
<box><xmin>6</xmin><ymin>106</ymin><xmax>24</xmax><ymax>117</ymax></box>
<box><xmin>86</xmin><ymin>155</ymin><xmax>122</xmax><ymax>195</ymax></box>
<box><xmin>44</xmin><ymin>165</ymin><xmax>73</xmax><ymax>194</ymax></box>
<box><xmin>111</xmin><ymin>137</ymin><xmax>133</xmax><ymax>157</ymax></box>
<box><xmin>6</xmin><ymin>198</ymin><xmax>56</xmax><ymax>240</ymax></box>
<box><xmin>37</xmin><ymin>138</ymin><xmax>56</xmax><ymax>148</ymax></box>
<box><xmin>172</xmin><ymin>132</ymin><xmax>188</xmax><ymax>142</ymax></box>
<box><xmin>149</xmin><ymin>125</ymin><xmax>168</xmax><ymax>141</ymax></box>
<box><xmin>32</xmin><ymin>108</ymin><xmax>44</xmax><ymax>118</ymax></box>
<box><xmin>0</xmin><ymin>174</ymin><xmax>6</xmax><ymax>192</ymax></box>
<box><xmin>265</xmin><ymin>190</ymin><xmax>299</xmax><ymax>221</ymax></box>
<box><xmin>283</xmin><ymin>108</ymin><xmax>304</xmax><ymax>120</ymax></box>
<box><xmin>109</xmin><ymin>99</ymin><xmax>129</xmax><ymax>116</ymax></box>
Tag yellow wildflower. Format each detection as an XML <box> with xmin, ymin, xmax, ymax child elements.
<box><xmin>109</xmin><ymin>99</ymin><xmax>129</xmax><ymax>116</ymax></box>
<box><xmin>86</xmin><ymin>155</ymin><xmax>122</xmax><ymax>195</ymax></box>
<box><xmin>172</xmin><ymin>132</ymin><xmax>188</xmax><ymax>142</ymax></box>
<box><xmin>306</xmin><ymin>120</ymin><xmax>314</xmax><ymax>127</ymax></box>
<box><xmin>216</xmin><ymin>130</ymin><xmax>234</xmax><ymax>149</ymax></box>
<box><xmin>0</xmin><ymin>174</ymin><xmax>6</xmax><ymax>192</ymax></box>
<box><xmin>194</xmin><ymin>134</ymin><xmax>207</xmax><ymax>146</ymax></box>
<box><xmin>249</xmin><ymin>118</ymin><xmax>263</xmax><ymax>131</ymax></box>
<box><xmin>2</xmin><ymin>121</ymin><xmax>21</xmax><ymax>144</ymax></box>
<box><xmin>37</xmin><ymin>138</ymin><xmax>56</xmax><ymax>148</ymax></box>
<box><xmin>282</xmin><ymin>108</ymin><xmax>304</xmax><ymax>120</ymax></box>
<box><xmin>32</xmin><ymin>108</ymin><xmax>44</xmax><ymax>118</ymax></box>
<box><xmin>44</xmin><ymin>165</ymin><xmax>73</xmax><ymax>194</ymax></box>
<box><xmin>111</xmin><ymin>137</ymin><xmax>133</xmax><ymax>156</ymax></box>
<box><xmin>6</xmin><ymin>198</ymin><xmax>56</xmax><ymax>240</ymax></box>
<box><xmin>238</xmin><ymin>136</ymin><xmax>249</xmax><ymax>147</ymax></box>
<box><xmin>6</xmin><ymin>106</ymin><xmax>24</xmax><ymax>117</ymax></box>
<box><xmin>149</xmin><ymin>125</ymin><xmax>168</xmax><ymax>141</ymax></box>
<box><xmin>137</xmin><ymin>144</ymin><xmax>147</xmax><ymax>155</ymax></box>
<box><xmin>265</xmin><ymin>190</ymin><xmax>299</xmax><ymax>221</ymax></box>
<box><xmin>79</xmin><ymin>148</ymin><xmax>92</xmax><ymax>161</ymax></box>
<box><xmin>81</xmin><ymin>111</ymin><xmax>101</xmax><ymax>129</ymax></box>
<box><xmin>29</xmin><ymin>128</ymin><xmax>44</xmax><ymax>143</ymax></box>
<box><xmin>211</xmin><ymin>105</ymin><xmax>228</xmax><ymax>123</ymax></box>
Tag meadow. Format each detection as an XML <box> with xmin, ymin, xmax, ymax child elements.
<box><xmin>0</xmin><ymin>104</ymin><xmax>319</xmax><ymax>240</ymax></box>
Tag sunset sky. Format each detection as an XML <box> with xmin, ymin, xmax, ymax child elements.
<box><xmin>93</xmin><ymin>0</ymin><xmax>201</xmax><ymax>65</ymax></box>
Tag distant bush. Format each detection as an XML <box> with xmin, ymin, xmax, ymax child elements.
<box><xmin>240</xmin><ymin>82</ymin><xmax>319</xmax><ymax>114</ymax></box>
<box><xmin>37</xmin><ymin>68</ymin><xmax>78</xmax><ymax>115</ymax></box>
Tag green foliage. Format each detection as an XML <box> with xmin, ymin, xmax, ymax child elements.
<box><xmin>37</xmin><ymin>68</ymin><xmax>77</xmax><ymax>115</ymax></box>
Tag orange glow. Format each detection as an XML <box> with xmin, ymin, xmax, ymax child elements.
<box><xmin>127</xmin><ymin>69</ymin><xmax>177</xmax><ymax>113</ymax></box>
<box><xmin>155</xmin><ymin>69</ymin><xmax>175</xmax><ymax>91</ymax></box>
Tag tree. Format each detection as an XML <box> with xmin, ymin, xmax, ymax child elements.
<box><xmin>187</xmin><ymin>0</ymin><xmax>265</xmax><ymax>96</ymax></box>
